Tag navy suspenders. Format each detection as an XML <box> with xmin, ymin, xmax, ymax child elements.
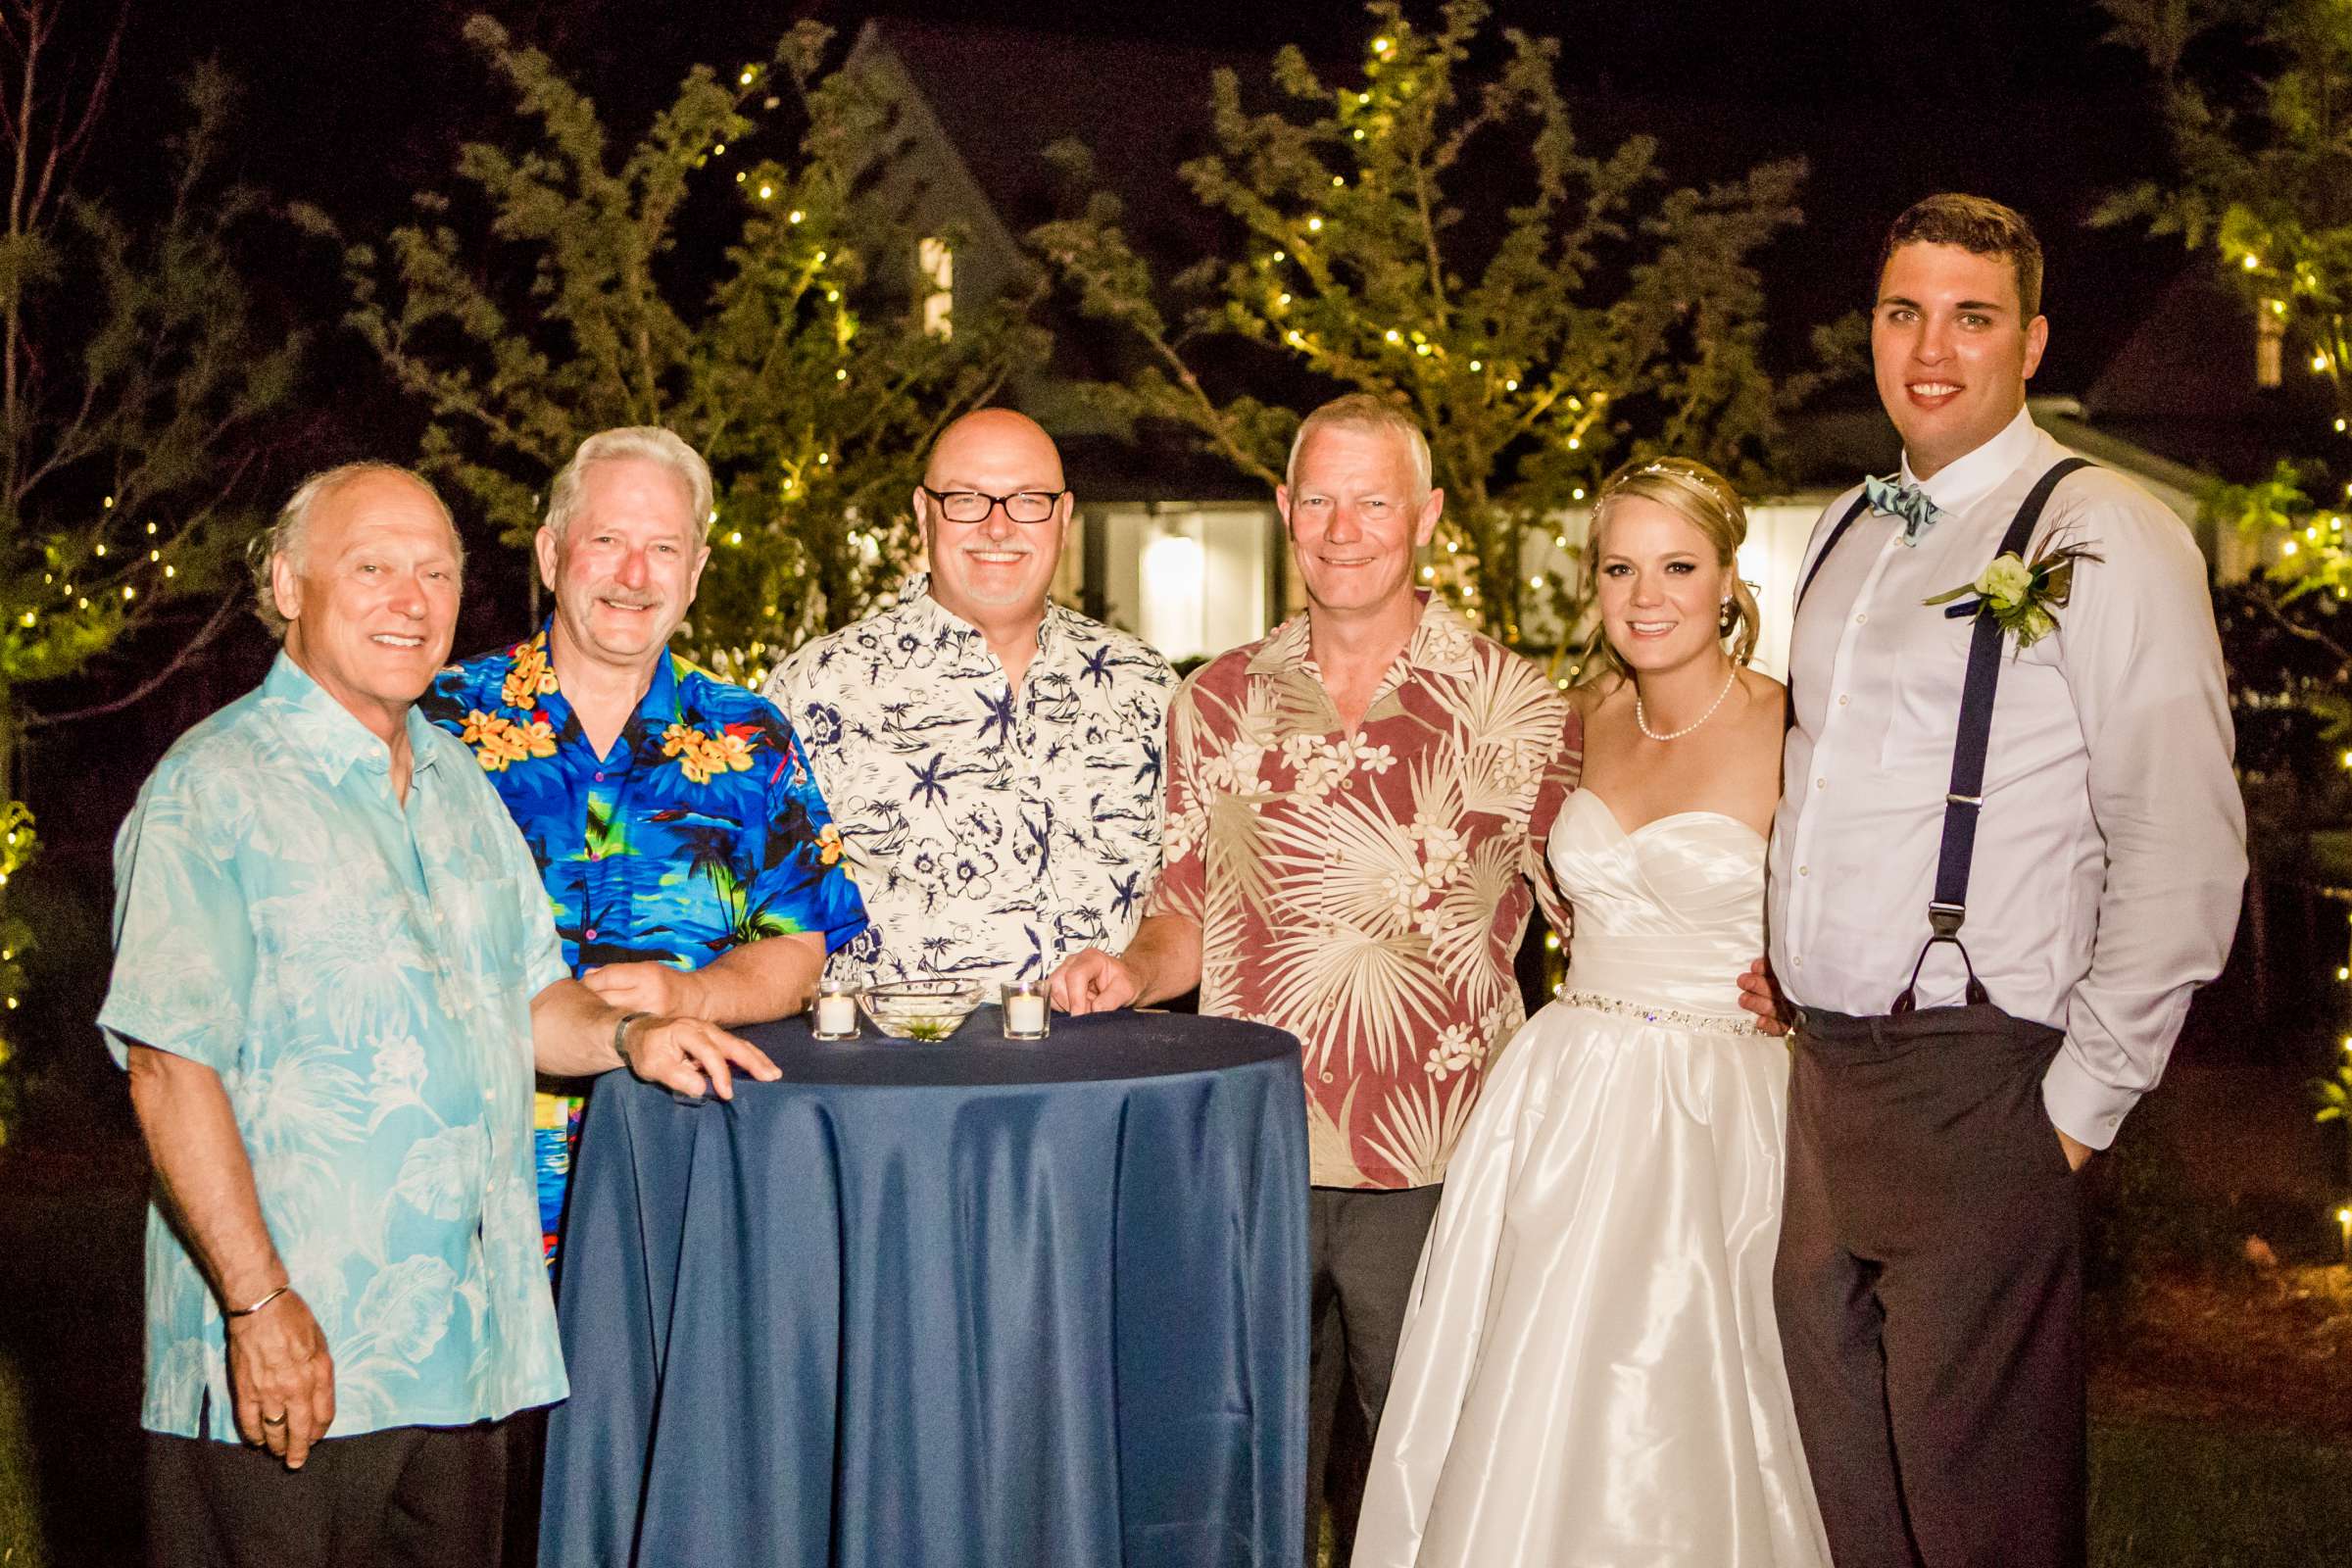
<box><xmin>1796</xmin><ymin>458</ymin><xmax>2093</xmax><ymax>1013</ymax></box>
<box><xmin>1796</xmin><ymin>492</ymin><xmax>1873</xmax><ymax>607</ymax></box>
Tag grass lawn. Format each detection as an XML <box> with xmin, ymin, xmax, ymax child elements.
<box><xmin>2090</xmin><ymin>1418</ymin><xmax>2352</xmax><ymax>1567</ymax></box>
<box><xmin>0</xmin><ymin>1353</ymin><xmax>43</xmax><ymax>1568</ymax></box>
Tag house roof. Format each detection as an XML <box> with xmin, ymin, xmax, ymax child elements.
<box><xmin>850</xmin><ymin>18</ymin><xmax>1257</xmax><ymax>265</ymax></box>
<box><xmin>2084</xmin><ymin>268</ymin><xmax>2339</xmax><ymax>485</ymax></box>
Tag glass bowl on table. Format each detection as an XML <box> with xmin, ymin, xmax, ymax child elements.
<box><xmin>858</xmin><ymin>979</ymin><xmax>983</xmax><ymax>1042</ymax></box>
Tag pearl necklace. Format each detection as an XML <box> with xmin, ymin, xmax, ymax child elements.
<box><xmin>1635</xmin><ymin>663</ymin><xmax>1740</xmax><ymax>742</ymax></box>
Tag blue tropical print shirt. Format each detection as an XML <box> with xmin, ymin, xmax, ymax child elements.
<box><xmin>422</xmin><ymin>626</ymin><xmax>865</xmax><ymax>1260</ymax></box>
<box><xmin>99</xmin><ymin>654</ymin><xmax>569</xmax><ymax>1441</ymax></box>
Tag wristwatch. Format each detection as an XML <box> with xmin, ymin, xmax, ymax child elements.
<box><xmin>612</xmin><ymin>1010</ymin><xmax>653</xmax><ymax>1067</ymax></box>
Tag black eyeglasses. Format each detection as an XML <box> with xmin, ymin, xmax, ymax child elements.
<box><xmin>918</xmin><ymin>485</ymin><xmax>1068</xmax><ymax>525</ymax></box>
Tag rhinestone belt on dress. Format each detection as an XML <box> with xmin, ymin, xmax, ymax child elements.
<box><xmin>1558</xmin><ymin>991</ymin><xmax>1763</xmax><ymax>1036</ymax></box>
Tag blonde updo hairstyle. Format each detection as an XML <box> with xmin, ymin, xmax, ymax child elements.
<box><xmin>1586</xmin><ymin>455</ymin><xmax>1759</xmax><ymax>678</ymax></box>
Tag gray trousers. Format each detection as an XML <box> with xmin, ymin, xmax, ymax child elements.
<box><xmin>145</xmin><ymin>1420</ymin><xmax>509</xmax><ymax>1568</ymax></box>
<box><xmin>1304</xmin><ymin>1182</ymin><xmax>1444</xmax><ymax>1567</ymax></box>
<box><xmin>1776</xmin><ymin>1004</ymin><xmax>2085</xmax><ymax>1568</ymax></box>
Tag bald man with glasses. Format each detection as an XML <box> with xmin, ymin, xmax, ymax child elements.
<box><xmin>763</xmin><ymin>409</ymin><xmax>1177</xmax><ymax>990</ymax></box>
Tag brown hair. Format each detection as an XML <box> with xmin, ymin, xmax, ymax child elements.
<box><xmin>1880</xmin><ymin>193</ymin><xmax>2043</xmax><ymax>318</ymax></box>
<box><xmin>1586</xmin><ymin>455</ymin><xmax>1758</xmax><ymax>677</ymax></box>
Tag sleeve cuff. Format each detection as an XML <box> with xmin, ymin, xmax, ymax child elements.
<box><xmin>2041</xmin><ymin>1047</ymin><xmax>2138</xmax><ymax>1152</ymax></box>
<box><xmin>94</xmin><ymin>1004</ymin><xmax>234</xmax><ymax>1076</ymax></box>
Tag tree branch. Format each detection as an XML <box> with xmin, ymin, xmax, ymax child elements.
<box><xmin>24</xmin><ymin>592</ymin><xmax>241</xmax><ymax>728</ymax></box>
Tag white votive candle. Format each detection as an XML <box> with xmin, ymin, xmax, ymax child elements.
<box><xmin>815</xmin><ymin>993</ymin><xmax>857</xmax><ymax>1037</ymax></box>
<box><xmin>1005</xmin><ymin>993</ymin><xmax>1049</xmax><ymax>1037</ymax></box>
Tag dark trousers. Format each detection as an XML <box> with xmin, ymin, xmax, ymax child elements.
<box><xmin>1775</xmin><ymin>1004</ymin><xmax>2085</xmax><ymax>1568</ymax></box>
<box><xmin>146</xmin><ymin>1420</ymin><xmax>508</xmax><ymax>1568</ymax></box>
<box><xmin>1304</xmin><ymin>1182</ymin><xmax>1443</xmax><ymax>1568</ymax></box>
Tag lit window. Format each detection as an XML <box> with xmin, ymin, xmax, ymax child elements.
<box><xmin>2256</xmin><ymin>307</ymin><xmax>2282</xmax><ymax>389</ymax></box>
<box><xmin>919</xmin><ymin>236</ymin><xmax>954</xmax><ymax>340</ymax></box>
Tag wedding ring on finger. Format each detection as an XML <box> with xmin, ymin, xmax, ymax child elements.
<box><xmin>262</xmin><ymin>1413</ymin><xmax>287</xmax><ymax>1426</ymax></box>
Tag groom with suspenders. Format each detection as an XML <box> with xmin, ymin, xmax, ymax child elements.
<box><xmin>1758</xmin><ymin>195</ymin><xmax>2245</xmax><ymax>1566</ymax></box>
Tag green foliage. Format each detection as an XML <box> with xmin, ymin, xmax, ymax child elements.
<box><xmin>2098</xmin><ymin>0</ymin><xmax>2352</xmax><ymax>586</ymax></box>
<box><xmin>2099</xmin><ymin>7</ymin><xmax>2352</xmax><ymax>1105</ymax></box>
<box><xmin>0</xmin><ymin>62</ymin><xmax>291</xmax><ymax>696</ymax></box>
<box><xmin>310</xmin><ymin>17</ymin><xmax>1049</xmax><ymax>683</ymax></box>
<box><xmin>2098</xmin><ymin>0</ymin><xmax>2352</xmax><ymax>435</ymax></box>
<box><xmin>0</xmin><ymin>8</ymin><xmax>303</xmax><ymax>1143</ymax></box>
<box><xmin>2317</xmin><ymin>1057</ymin><xmax>2351</xmax><ymax>1122</ymax></box>
<box><xmin>1031</xmin><ymin>0</ymin><xmax>1807</xmax><ymax>655</ymax></box>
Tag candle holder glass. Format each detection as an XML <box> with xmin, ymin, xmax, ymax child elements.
<box><xmin>1001</xmin><ymin>979</ymin><xmax>1052</xmax><ymax>1041</ymax></box>
<box><xmin>811</xmin><ymin>978</ymin><xmax>862</xmax><ymax>1041</ymax></box>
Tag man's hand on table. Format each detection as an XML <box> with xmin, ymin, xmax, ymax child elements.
<box><xmin>584</xmin><ymin>960</ymin><xmax>706</xmax><ymax>1018</ymax></box>
<box><xmin>1735</xmin><ymin>958</ymin><xmax>1790</xmax><ymax>1037</ymax></box>
<box><xmin>619</xmin><ymin>1014</ymin><xmax>781</xmax><ymax>1101</ymax></box>
<box><xmin>1051</xmin><ymin>948</ymin><xmax>1141</xmax><ymax>1016</ymax></box>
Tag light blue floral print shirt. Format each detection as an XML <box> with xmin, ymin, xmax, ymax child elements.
<box><xmin>98</xmin><ymin>653</ymin><xmax>569</xmax><ymax>1442</ymax></box>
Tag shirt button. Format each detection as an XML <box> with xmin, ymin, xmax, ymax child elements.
<box><xmin>1792</xmin><ymin>956</ymin><xmax>1804</xmax><ymax>968</ymax></box>
<box><xmin>1838</xmin><ymin>694</ymin><xmax>1850</xmax><ymax>707</ymax></box>
<box><xmin>1815</xmin><ymin>777</ymin><xmax>1827</xmax><ymax>790</ymax></box>
<box><xmin>593</xmin><ymin>770</ymin><xmax>606</xmax><ymax>783</ymax></box>
<box><xmin>1854</xmin><ymin>612</ymin><xmax>1868</xmax><ymax>625</ymax></box>
<box><xmin>1798</xmin><ymin>865</ymin><xmax>1810</xmax><ymax>876</ymax></box>
<box><xmin>1320</xmin><ymin>1070</ymin><xmax>1335</xmax><ymax>1084</ymax></box>
<box><xmin>584</xmin><ymin>927</ymin><xmax>599</xmax><ymax>941</ymax></box>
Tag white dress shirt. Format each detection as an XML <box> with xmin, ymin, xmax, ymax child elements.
<box><xmin>1769</xmin><ymin>406</ymin><xmax>2245</xmax><ymax>1149</ymax></box>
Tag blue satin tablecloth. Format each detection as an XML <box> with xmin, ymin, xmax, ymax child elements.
<box><xmin>540</xmin><ymin>1007</ymin><xmax>1309</xmax><ymax>1568</ymax></box>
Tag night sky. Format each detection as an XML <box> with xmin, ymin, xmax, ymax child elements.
<box><xmin>20</xmin><ymin>0</ymin><xmax>2199</xmax><ymax>850</ymax></box>
<box><xmin>90</xmin><ymin>0</ymin><xmax>2184</xmax><ymax>393</ymax></box>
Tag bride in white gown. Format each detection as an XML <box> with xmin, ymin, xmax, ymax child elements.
<box><xmin>1351</xmin><ymin>457</ymin><xmax>1831</xmax><ymax>1568</ymax></box>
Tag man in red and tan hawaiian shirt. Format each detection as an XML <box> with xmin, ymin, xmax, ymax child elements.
<box><xmin>1053</xmin><ymin>393</ymin><xmax>1579</xmax><ymax>1563</ymax></box>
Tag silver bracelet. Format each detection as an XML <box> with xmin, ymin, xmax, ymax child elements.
<box><xmin>227</xmin><ymin>1284</ymin><xmax>288</xmax><ymax>1318</ymax></box>
<box><xmin>612</xmin><ymin>1010</ymin><xmax>652</xmax><ymax>1068</ymax></box>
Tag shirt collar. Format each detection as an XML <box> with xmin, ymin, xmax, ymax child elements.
<box><xmin>263</xmin><ymin>650</ymin><xmax>444</xmax><ymax>788</ymax></box>
<box><xmin>897</xmin><ymin>571</ymin><xmax>1067</xmax><ymax>663</ymax></box>
<box><xmin>1249</xmin><ymin>590</ymin><xmax>1480</xmax><ymax>681</ymax></box>
<box><xmin>1901</xmin><ymin>403</ymin><xmax>2039</xmax><ymax>519</ymax></box>
<box><xmin>526</xmin><ymin>618</ymin><xmax>682</xmax><ymax>728</ymax></box>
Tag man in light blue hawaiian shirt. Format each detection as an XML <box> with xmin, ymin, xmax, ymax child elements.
<box><xmin>100</xmin><ymin>463</ymin><xmax>777</xmax><ymax>1568</ymax></box>
<box><xmin>421</xmin><ymin>427</ymin><xmax>865</xmax><ymax>1268</ymax></box>
<box><xmin>764</xmin><ymin>409</ymin><xmax>1175</xmax><ymax>988</ymax></box>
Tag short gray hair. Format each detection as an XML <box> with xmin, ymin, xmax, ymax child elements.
<box><xmin>1285</xmin><ymin>392</ymin><xmax>1434</xmax><ymax>497</ymax></box>
<box><xmin>543</xmin><ymin>427</ymin><xmax>713</xmax><ymax>544</ymax></box>
<box><xmin>249</xmin><ymin>462</ymin><xmax>459</xmax><ymax>639</ymax></box>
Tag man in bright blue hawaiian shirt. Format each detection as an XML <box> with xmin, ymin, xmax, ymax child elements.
<box><xmin>422</xmin><ymin>427</ymin><xmax>865</xmax><ymax>1266</ymax></box>
<box><xmin>102</xmin><ymin>463</ymin><xmax>777</xmax><ymax>1568</ymax></box>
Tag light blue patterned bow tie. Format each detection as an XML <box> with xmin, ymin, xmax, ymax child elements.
<box><xmin>1862</xmin><ymin>473</ymin><xmax>1945</xmax><ymax>546</ymax></box>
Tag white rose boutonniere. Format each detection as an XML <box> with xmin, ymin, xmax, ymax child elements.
<box><xmin>1923</xmin><ymin>534</ymin><xmax>2101</xmax><ymax>652</ymax></box>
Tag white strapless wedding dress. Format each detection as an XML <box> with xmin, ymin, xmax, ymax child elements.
<box><xmin>1351</xmin><ymin>789</ymin><xmax>1831</xmax><ymax>1568</ymax></box>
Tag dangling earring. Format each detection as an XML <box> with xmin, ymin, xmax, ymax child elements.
<box><xmin>1718</xmin><ymin>594</ymin><xmax>1737</xmax><ymax>637</ymax></box>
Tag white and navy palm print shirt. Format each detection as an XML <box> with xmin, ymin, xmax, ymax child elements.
<box><xmin>764</xmin><ymin>576</ymin><xmax>1177</xmax><ymax>986</ymax></box>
